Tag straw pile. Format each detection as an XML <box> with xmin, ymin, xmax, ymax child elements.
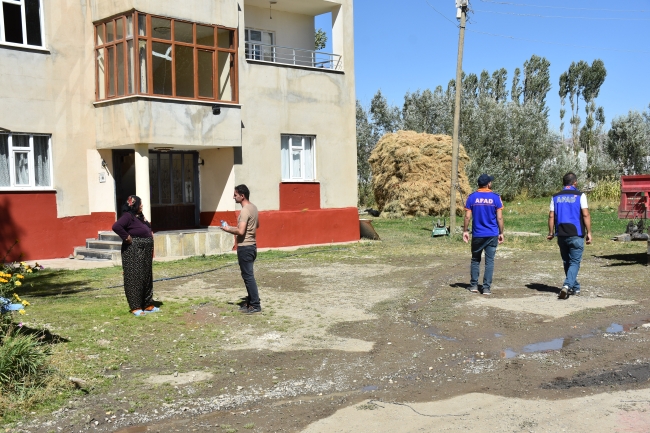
<box><xmin>369</xmin><ymin>131</ymin><xmax>471</xmax><ymax>217</ymax></box>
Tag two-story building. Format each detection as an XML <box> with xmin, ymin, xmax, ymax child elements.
<box><xmin>0</xmin><ymin>0</ymin><xmax>359</xmax><ymax>260</ymax></box>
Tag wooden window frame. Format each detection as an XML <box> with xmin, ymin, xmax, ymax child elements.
<box><xmin>94</xmin><ymin>11</ymin><xmax>238</xmax><ymax>104</ymax></box>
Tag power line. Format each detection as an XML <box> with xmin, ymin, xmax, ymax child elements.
<box><xmin>474</xmin><ymin>9</ymin><xmax>650</xmax><ymax>21</ymax></box>
<box><xmin>467</xmin><ymin>29</ymin><xmax>650</xmax><ymax>54</ymax></box>
<box><xmin>478</xmin><ymin>0</ymin><xmax>650</xmax><ymax>13</ymax></box>
<box><xmin>425</xmin><ymin>0</ymin><xmax>459</xmax><ymax>27</ymax></box>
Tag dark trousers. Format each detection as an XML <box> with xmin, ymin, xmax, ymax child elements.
<box><xmin>470</xmin><ymin>236</ymin><xmax>499</xmax><ymax>290</ymax></box>
<box><xmin>121</xmin><ymin>237</ymin><xmax>154</xmax><ymax>311</ymax></box>
<box><xmin>237</xmin><ymin>245</ymin><xmax>260</xmax><ymax>308</ymax></box>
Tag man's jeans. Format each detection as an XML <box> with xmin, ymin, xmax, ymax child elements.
<box><xmin>237</xmin><ymin>245</ymin><xmax>260</xmax><ymax>308</ymax></box>
<box><xmin>470</xmin><ymin>236</ymin><xmax>499</xmax><ymax>290</ymax></box>
<box><xmin>557</xmin><ymin>236</ymin><xmax>584</xmax><ymax>291</ymax></box>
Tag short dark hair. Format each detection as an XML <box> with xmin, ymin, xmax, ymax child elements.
<box><xmin>563</xmin><ymin>172</ymin><xmax>577</xmax><ymax>186</ymax></box>
<box><xmin>235</xmin><ymin>184</ymin><xmax>250</xmax><ymax>200</ymax></box>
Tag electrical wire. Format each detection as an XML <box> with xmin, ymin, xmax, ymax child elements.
<box><xmin>105</xmin><ymin>247</ymin><xmax>348</xmax><ymax>289</ymax></box>
<box><xmin>467</xmin><ymin>29</ymin><xmax>650</xmax><ymax>54</ymax></box>
<box><xmin>478</xmin><ymin>0</ymin><xmax>650</xmax><ymax>13</ymax></box>
<box><xmin>474</xmin><ymin>9</ymin><xmax>650</xmax><ymax>21</ymax></box>
<box><xmin>425</xmin><ymin>0</ymin><xmax>459</xmax><ymax>27</ymax></box>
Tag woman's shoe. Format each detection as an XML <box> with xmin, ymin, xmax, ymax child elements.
<box><xmin>143</xmin><ymin>306</ymin><xmax>160</xmax><ymax>314</ymax></box>
<box><xmin>131</xmin><ymin>309</ymin><xmax>146</xmax><ymax>316</ymax></box>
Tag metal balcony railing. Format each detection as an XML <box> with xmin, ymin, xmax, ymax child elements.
<box><xmin>245</xmin><ymin>42</ymin><xmax>342</xmax><ymax>71</ymax></box>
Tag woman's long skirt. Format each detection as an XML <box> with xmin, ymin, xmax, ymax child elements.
<box><xmin>121</xmin><ymin>237</ymin><xmax>154</xmax><ymax>311</ymax></box>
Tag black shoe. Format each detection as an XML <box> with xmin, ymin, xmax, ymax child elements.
<box><xmin>559</xmin><ymin>286</ymin><xmax>569</xmax><ymax>300</ymax></box>
<box><xmin>243</xmin><ymin>306</ymin><xmax>262</xmax><ymax>314</ymax></box>
<box><xmin>238</xmin><ymin>304</ymin><xmax>250</xmax><ymax>312</ymax></box>
<box><xmin>467</xmin><ymin>286</ymin><xmax>479</xmax><ymax>293</ymax></box>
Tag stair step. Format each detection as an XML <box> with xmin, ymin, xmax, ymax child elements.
<box><xmin>73</xmin><ymin>247</ymin><xmax>121</xmax><ymax>261</ymax></box>
<box><xmin>86</xmin><ymin>239</ymin><xmax>122</xmax><ymax>250</ymax></box>
<box><xmin>98</xmin><ymin>231</ymin><xmax>122</xmax><ymax>242</ymax></box>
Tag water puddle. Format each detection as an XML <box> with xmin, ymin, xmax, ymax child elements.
<box><xmin>502</xmin><ymin>338</ymin><xmax>566</xmax><ymax>359</ymax></box>
<box><xmin>494</xmin><ymin>333</ymin><xmax>504</xmax><ymax>338</ymax></box>
<box><xmin>362</xmin><ymin>385</ymin><xmax>379</xmax><ymax>392</ymax></box>
<box><xmin>606</xmin><ymin>323</ymin><xmax>624</xmax><ymax>333</ymax></box>
<box><xmin>425</xmin><ymin>329</ymin><xmax>458</xmax><ymax>341</ymax></box>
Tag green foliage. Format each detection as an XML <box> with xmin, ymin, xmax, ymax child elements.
<box><xmin>356</xmin><ymin>101</ymin><xmax>378</xmax><ymax>206</ymax></box>
<box><xmin>606</xmin><ymin>107</ymin><xmax>650</xmax><ymax>174</ymax></box>
<box><xmin>314</xmin><ymin>28</ymin><xmax>327</xmax><ymax>51</ymax></box>
<box><xmin>0</xmin><ymin>331</ymin><xmax>52</xmax><ymax>397</ymax></box>
<box><xmin>590</xmin><ymin>178</ymin><xmax>621</xmax><ymax>201</ymax></box>
<box><xmin>558</xmin><ymin>59</ymin><xmax>607</xmax><ymax>156</ymax></box>
<box><xmin>523</xmin><ymin>55</ymin><xmax>551</xmax><ymax>110</ymax></box>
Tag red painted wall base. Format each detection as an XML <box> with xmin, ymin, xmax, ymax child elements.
<box><xmin>0</xmin><ymin>192</ymin><xmax>115</xmax><ymax>261</ymax></box>
<box><xmin>200</xmin><ymin>207</ymin><xmax>360</xmax><ymax>248</ymax></box>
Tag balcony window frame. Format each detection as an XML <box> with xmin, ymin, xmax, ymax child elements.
<box><xmin>94</xmin><ymin>11</ymin><xmax>238</xmax><ymax>104</ymax></box>
<box><xmin>0</xmin><ymin>132</ymin><xmax>53</xmax><ymax>191</ymax></box>
<box><xmin>0</xmin><ymin>0</ymin><xmax>45</xmax><ymax>49</ymax></box>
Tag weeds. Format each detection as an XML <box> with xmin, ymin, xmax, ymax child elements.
<box><xmin>590</xmin><ymin>178</ymin><xmax>621</xmax><ymax>201</ymax></box>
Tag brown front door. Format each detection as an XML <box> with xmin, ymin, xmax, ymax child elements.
<box><xmin>149</xmin><ymin>151</ymin><xmax>199</xmax><ymax>231</ymax></box>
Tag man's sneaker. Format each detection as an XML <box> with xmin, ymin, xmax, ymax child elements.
<box><xmin>238</xmin><ymin>304</ymin><xmax>250</xmax><ymax>312</ymax></box>
<box><xmin>571</xmin><ymin>289</ymin><xmax>581</xmax><ymax>296</ymax></box>
<box><xmin>243</xmin><ymin>306</ymin><xmax>262</xmax><ymax>314</ymax></box>
<box><xmin>558</xmin><ymin>286</ymin><xmax>569</xmax><ymax>300</ymax></box>
<box><xmin>467</xmin><ymin>286</ymin><xmax>479</xmax><ymax>293</ymax></box>
<box><xmin>482</xmin><ymin>288</ymin><xmax>492</xmax><ymax>296</ymax></box>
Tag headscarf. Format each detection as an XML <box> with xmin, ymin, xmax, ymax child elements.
<box><xmin>122</xmin><ymin>195</ymin><xmax>151</xmax><ymax>228</ymax></box>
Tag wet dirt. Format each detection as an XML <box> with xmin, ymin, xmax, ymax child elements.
<box><xmin>18</xmin><ymin>247</ymin><xmax>650</xmax><ymax>433</ymax></box>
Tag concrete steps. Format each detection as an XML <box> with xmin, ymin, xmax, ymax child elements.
<box><xmin>73</xmin><ymin>232</ymin><xmax>122</xmax><ymax>263</ymax></box>
<box><xmin>72</xmin><ymin>229</ymin><xmax>235</xmax><ymax>263</ymax></box>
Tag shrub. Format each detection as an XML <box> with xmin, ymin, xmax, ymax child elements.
<box><xmin>590</xmin><ymin>177</ymin><xmax>621</xmax><ymax>201</ymax></box>
<box><xmin>0</xmin><ymin>331</ymin><xmax>52</xmax><ymax>397</ymax></box>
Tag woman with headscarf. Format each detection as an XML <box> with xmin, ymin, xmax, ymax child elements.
<box><xmin>112</xmin><ymin>195</ymin><xmax>159</xmax><ymax>316</ymax></box>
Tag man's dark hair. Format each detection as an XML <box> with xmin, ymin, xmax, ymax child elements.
<box><xmin>235</xmin><ymin>184</ymin><xmax>250</xmax><ymax>200</ymax></box>
<box><xmin>562</xmin><ymin>172</ymin><xmax>577</xmax><ymax>186</ymax></box>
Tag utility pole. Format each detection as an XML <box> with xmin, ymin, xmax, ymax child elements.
<box><xmin>449</xmin><ymin>0</ymin><xmax>468</xmax><ymax>236</ymax></box>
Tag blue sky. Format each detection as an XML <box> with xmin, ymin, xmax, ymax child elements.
<box><xmin>316</xmin><ymin>0</ymin><xmax>650</xmax><ymax>131</ymax></box>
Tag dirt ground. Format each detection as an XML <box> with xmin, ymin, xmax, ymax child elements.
<box><xmin>16</xmin><ymin>239</ymin><xmax>650</xmax><ymax>433</ymax></box>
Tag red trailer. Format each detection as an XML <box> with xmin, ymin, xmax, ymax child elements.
<box><xmin>618</xmin><ymin>175</ymin><xmax>650</xmax><ymax>220</ymax></box>
<box><xmin>614</xmin><ymin>176</ymin><xmax>650</xmax><ymax>261</ymax></box>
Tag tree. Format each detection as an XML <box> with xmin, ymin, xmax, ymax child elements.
<box><xmin>511</xmin><ymin>68</ymin><xmax>523</xmax><ymax>105</ymax></box>
<box><xmin>369</xmin><ymin>90</ymin><xmax>402</xmax><ymax>135</ymax></box>
<box><xmin>356</xmin><ymin>101</ymin><xmax>378</xmax><ymax>205</ymax></box>
<box><xmin>314</xmin><ymin>28</ymin><xmax>327</xmax><ymax>51</ymax></box>
<box><xmin>606</xmin><ymin>109</ymin><xmax>650</xmax><ymax>175</ymax></box>
<box><xmin>559</xmin><ymin>59</ymin><xmax>606</xmax><ymax>155</ymax></box>
<box><xmin>522</xmin><ymin>55</ymin><xmax>551</xmax><ymax>111</ymax></box>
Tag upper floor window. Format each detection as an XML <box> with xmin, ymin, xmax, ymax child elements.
<box><xmin>95</xmin><ymin>12</ymin><xmax>238</xmax><ymax>103</ymax></box>
<box><xmin>244</xmin><ymin>28</ymin><xmax>274</xmax><ymax>61</ymax></box>
<box><xmin>0</xmin><ymin>0</ymin><xmax>44</xmax><ymax>48</ymax></box>
<box><xmin>0</xmin><ymin>133</ymin><xmax>52</xmax><ymax>189</ymax></box>
<box><xmin>281</xmin><ymin>135</ymin><xmax>315</xmax><ymax>181</ymax></box>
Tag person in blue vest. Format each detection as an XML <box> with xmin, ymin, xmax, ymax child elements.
<box><xmin>547</xmin><ymin>172</ymin><xmax>592</xmax><ymax>299</ymax></box>
<box><xmin>463</xmin><ymin>174</ymin><xmax>505</xmax><ymax>295</ymax></box>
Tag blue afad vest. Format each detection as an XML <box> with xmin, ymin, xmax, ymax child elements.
<box><xmin>553</xmin><ymin>187</ymin><xmax>585</xmax><ymax>237</ymax></box>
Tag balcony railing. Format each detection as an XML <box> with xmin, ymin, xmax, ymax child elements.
<box><xmin>245</xmin><ymin>42</ymin><xmax>342</xmax><ymax>71</ymax></box>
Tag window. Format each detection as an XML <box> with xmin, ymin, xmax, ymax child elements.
<box><xmin>95</xmin><ymin>12</ymin><xmax>237</xmax><ymax>103</ymax></box>
<box><xmin>244</xmin><ymin>28</ymin><xmax>274</xmax><ymax>62</ymax></box>
<box><xmin>0</xmin><ymin>0</ymin><xmax>44</xmax><ymax>48</ymax></box>
<box><xmin>0</xmin><ymin>133</ymin><xmax>52</xmax><ymax>189</ymax></box>
<box><xmin>281</xmin><ymin>135</ymin><xmax>315</xmax><ymax>181</ymax></box>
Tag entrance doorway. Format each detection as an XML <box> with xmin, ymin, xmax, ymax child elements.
<box><xmin>113</xmin><ymin>150</ymin><xmax>200</xmax><ymax>231</ymax></box>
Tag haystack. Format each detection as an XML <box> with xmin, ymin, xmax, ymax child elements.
<box><xmin>369</xmin><ymin>131</ymin><xmax>471</xmax><ymax>217</ymax></box>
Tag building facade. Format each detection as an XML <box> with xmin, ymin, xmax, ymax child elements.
<box><xmin>0</xmin><ymin>0</ymin><xmax>359</xmax><ymax>260</ymax></box>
